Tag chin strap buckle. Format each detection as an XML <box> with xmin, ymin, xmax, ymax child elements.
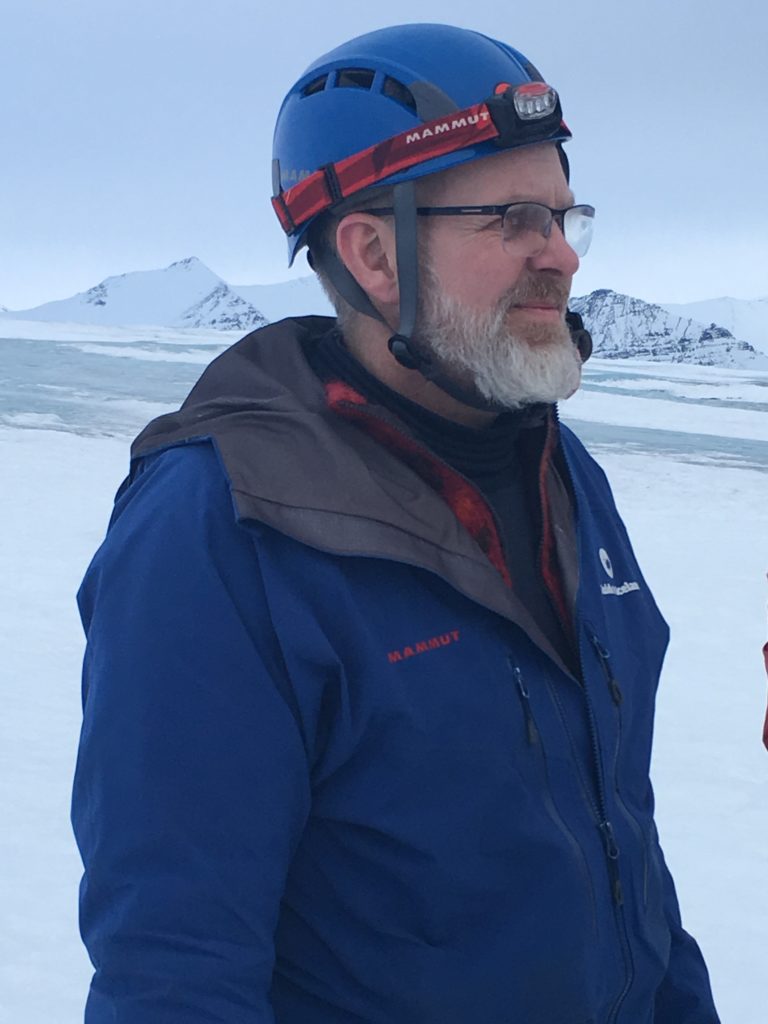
<box><xmin>388</xmin><ymin>334</ymin><xmax>424</xmax><ymax>371</ymax></box>
<box><xmin>566</xmin><ymin>310</ymin><xmax>592</xmax><ymax>363</ymax></box>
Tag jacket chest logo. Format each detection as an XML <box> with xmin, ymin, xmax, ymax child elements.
<box><xmin>598</xmin><ymin>546</ymin><xmax>640</xmax><ymax>597</ymax></box>
<box><xmin>388</xmin><ymin>629</ymin><xmax>461</xmax><ymax>664</ymax></box>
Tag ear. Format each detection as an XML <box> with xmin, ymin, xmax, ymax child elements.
<box><xmin>335</xmin><ymin>213</ymin><xmax>400</xmax><ymax>312</ymax></box>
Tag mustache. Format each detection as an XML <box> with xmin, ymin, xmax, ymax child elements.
<box><xmin>501</xmin><ymin>274</ymin><xmax>571</xmax><ymax>313</ymax></box>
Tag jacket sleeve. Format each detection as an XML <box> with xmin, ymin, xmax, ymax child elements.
<box><xmin>72</xmin><ymin>443</ymin><xmax>312</xmax><ymax>1023</ymax></box>
<box><xmin>652</xmin><ymin>825</ymin><xmax>721</xmax><ymax>1023</ymax></box>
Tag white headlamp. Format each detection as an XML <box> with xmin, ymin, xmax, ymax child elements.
<box><xmin>513</xmin><ymin>83</ymin><xmax>559</xmax><ymax>121</ymax></box>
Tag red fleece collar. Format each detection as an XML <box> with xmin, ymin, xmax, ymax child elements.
<box><xmin>325</xmin><ymin>380</ymin><xmax>512</xmax><ymax>588</ymax></box>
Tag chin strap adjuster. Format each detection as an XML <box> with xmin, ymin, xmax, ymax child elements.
<box><xmin>388</xmin><ymin>334</ymin><xmax>424</xmax><ymax>371</ymax></box>
<box><xmin>566</xmin><ymin>310</ymin><xmax>592</xmax><ymax>362</ymax></box>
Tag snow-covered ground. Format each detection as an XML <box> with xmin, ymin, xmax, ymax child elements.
<box><xmin>1</xmin><ymin>331</ymin><xmax>766</xmax><ymax>1023</ymax></box>
<box><xmin>0</xmin><ymin>316</ymin><xmax>242</xmax><ymax>344</ymax></box>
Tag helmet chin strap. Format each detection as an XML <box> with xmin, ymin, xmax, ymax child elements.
<box><xmin>386</xmin><ymin>182</ymin><xmax>422</xmax><ymax>370</ymax></box>
<box><xmin>313</xmin><ymin>180</ymin><xmax>591</xmax><ymax>414</ymax></box>
<box><xmin>386</xmin><ymin>183</ymin><xmax>511</xmax><ymax>411</ymax></box>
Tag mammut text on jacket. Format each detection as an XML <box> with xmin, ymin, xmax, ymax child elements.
<box><xmin>72</xmin><ymin>318</ymin><xmax>719</xmax><ymax>1024</ymax></box>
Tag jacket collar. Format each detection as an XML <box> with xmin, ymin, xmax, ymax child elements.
<box><xmin>131</xmin><ymin>316</ymin><xmax>577</xmax><ymax>677</ymax></box>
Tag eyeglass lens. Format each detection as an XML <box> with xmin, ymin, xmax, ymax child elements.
<box><xmin>501</xmin><ymin>204</ymin><xmax>594</xmax><ymax>258</ymax></box>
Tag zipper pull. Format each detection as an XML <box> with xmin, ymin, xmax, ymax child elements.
<box><xmin>599</xmin><ymin>820</ymin><xmax>624</xmax><ymax>905</ymax></box>
<box><xmin>510</xmin><ymin>661</ymin><xmax>538</xmax><ymax>745</ymax></box>
<box><xmin>589</xmin><ymin>631</ymin><xmax>623</xmax><ymax>706</ymax></box>
<box><xmin>607</xmin><ymin>674</ymin><xmax>623</xmax><ymax>707</ymax></box>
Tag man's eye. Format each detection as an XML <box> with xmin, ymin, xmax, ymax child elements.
<box><xmin>503</xmin><ymin>209</ymin><xmax>531</xmax><ymax>231</ymax></box>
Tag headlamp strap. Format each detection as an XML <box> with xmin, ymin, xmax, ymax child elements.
<box><xmin>272</xmin><ymin>84</ymin><xmax>570</xmax><ymax>235</ymax></box>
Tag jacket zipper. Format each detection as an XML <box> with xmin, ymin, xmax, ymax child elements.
<box><xmin>574</xmin><ymin>624</ymin><xmax>635</xmax><ymax>1024</ymax></box>
<box><xmin>510</xmin><ymin>659</ymin><xmax>598</xmax><ymax>935</ymax></box>
<box><xmin>587</xmin><ymin>627</ymin><xmax>652</xmax><ymax>907</ymax></box>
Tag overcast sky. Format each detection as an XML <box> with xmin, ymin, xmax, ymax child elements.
<box><xmin>1</xmin><ymin>0</ymin><xmax>766</xmax><ymax>309</ymax></box>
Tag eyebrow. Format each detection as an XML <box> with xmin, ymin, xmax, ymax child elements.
<box><xmin>499</xmin><ymin>190</ymin><xmax>576</xmax><ymax>207</ymax></box>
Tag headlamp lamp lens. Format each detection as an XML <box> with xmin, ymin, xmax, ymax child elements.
<box><xmin>513</xmin><ymin>83</ymin><xmax>558</xmax><ymax>121</ymax></box>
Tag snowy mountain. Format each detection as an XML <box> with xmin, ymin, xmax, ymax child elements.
<box><xmin>175</xmin><ymin>282</ymin><xmax>267</xmax><ymax>331</ymax></box>
<box><xmin>570</xmin><ymin>289</ymin><xmax>768</xmax><ymax>368</ymax></box>
<box><xmin>2</xmin><ymin>257</ymin><xmax>268</xmax><ymax>331</ymax></box>
<box><xmin>662</xmin><ymin>297</ymin><xmax>768</xmax><ymax>354</ymax></box>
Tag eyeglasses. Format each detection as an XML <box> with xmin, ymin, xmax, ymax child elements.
<box><xmin>363</xmin><ymin>202</ymin><xmax>596</xmax><ymax>258</ymax></box>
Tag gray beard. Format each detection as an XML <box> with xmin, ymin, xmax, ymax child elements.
<box><xmin>413</xmin><ymin>272</ymin><xmax>583</xmax><ymax>410</ymax></box>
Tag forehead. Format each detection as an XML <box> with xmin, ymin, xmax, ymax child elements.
<box><xmin>424</xmin><ymin>143</ymin><xmax>573</xmax><ymax>205</ymax></box>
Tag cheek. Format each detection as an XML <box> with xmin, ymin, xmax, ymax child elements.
<box><xmin>427</xmin><ymin>244</ymin><xmax>526</xmax><ymax>309</ymax></box>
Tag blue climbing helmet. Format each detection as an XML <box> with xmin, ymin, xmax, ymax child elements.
<box><xmin>270</xmin><ymin>24</ymin><xmax>590</xmax><ymax>407</ymax></box>
<box><xmin>271</xmin><ymin>23</ymin><xmax>573</xmax><ymax>264</ymax></box>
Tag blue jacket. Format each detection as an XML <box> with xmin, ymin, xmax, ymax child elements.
<box><xmin>73</xmin><ymin>318</ymin><xmax>719</xmax><ymax>1023</ymax></box>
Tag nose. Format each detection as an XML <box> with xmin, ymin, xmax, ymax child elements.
<box><xmin>528</xmin><ymin>221</ymin><xmax>580</xmax><ymax>277</ymax></box>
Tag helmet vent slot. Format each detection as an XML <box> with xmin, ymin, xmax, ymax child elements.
<box><xmin>382</xmin><ymin>76</ymin><xmax>418</xmax><ymax>113</ymax></box>
<box><xmin>336</xmin><ymin>68</ymin><xmax>376</xmax><ymax>90</ymax></box>
<box><xmin>302</xmin><ymin>75</ymin><xmax>328</xmax><ymax>97</ymax></box>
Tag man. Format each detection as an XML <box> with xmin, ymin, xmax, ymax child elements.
<box><xmin>72</xmin><ymin>23</ymin><xmax>720</xmax><ymax>1024</ymax></box>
